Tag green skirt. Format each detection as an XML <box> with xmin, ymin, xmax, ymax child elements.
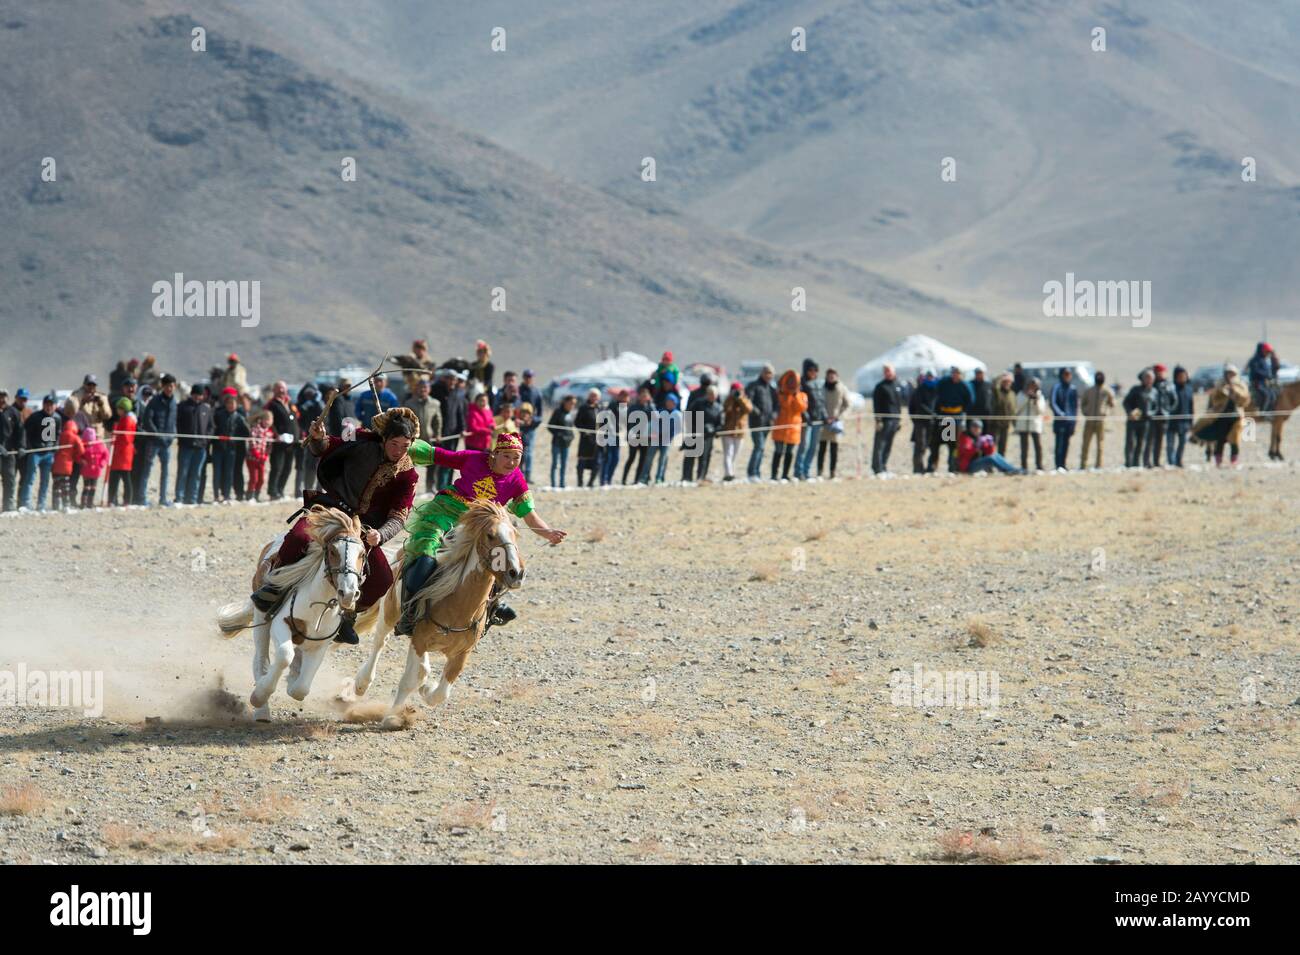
<box><xmin>404</xmin><ymin>494</ymin><xmax>468</xmax><ymax>559</ymax></box>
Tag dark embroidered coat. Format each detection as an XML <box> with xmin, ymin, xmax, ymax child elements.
<box><xmin>311</xmin><ymin>430</ymin><xmax>417</xmax><ymax>543</ymax></box>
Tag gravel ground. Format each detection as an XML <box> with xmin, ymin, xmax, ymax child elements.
<box><xmin>1</xmin><ymin>440</ymin><xmax>1298</xmax><ymax>864</ymax></box>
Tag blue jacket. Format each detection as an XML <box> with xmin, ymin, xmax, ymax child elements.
<box><xmin>1049</xmin><ymin>381</ymin><xmax>1078</xmax><ymax>422</ymax></box>
<box><xmin>934</xmin><ymin>377</ymin><xmax>973</xmax><ymax>414</ymax></box>
<box><xmin>1171</xmin><ymin>382</ymin><xmax>1194</xmax><ymax>430</ymax></box>
<box><xmin>656</xmin><ymin>406</ymin><xmax>682</xmax><ymax>444</ymax></box>
<box><xmin>518</xmin><ymin>384</ymin><xmax>544</xmax><ymax>418</ymax></box>
<box><xmin>141</xmin><ymin>394</ymin><xmax>177</xmax><ymax>441</ymax></box>
<box><xmin>354</xmin><ymin>388</ymin><xmax>399</xmax><ymax>423</ymax></box>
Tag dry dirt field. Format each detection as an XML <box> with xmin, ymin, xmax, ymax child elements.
<box><xmin>1</xmin><ymin>437</ymin><xmax>1298</xmax><ymax>864</ymax></box>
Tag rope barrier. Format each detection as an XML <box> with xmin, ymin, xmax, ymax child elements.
<box><xmin>5</xmin><ymin>441</ymin><xmax>1292</xmax><ymax>519</ymax></box>
<box><xmin>3</xmin><ymin>402</ymin><xmax>1291</xmax><ymax>457</ymax></box>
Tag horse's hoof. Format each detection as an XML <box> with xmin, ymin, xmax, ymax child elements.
<box><xmin>380</xmin><ymin>714</ymin><xmax>406</xmax><ymax>731</ymax></box>
<box><xmin>287</xmin><ymin>686</ymin><xmax>309</xmax><ymax>702</ymax></box>
<box><xmin>419</xmin><ymin>684</ymin><xmax>448</xmax><ymax>707</ymax></box>
<box><xmin>253</xmin><ymin>705</ymin><xmax>271</xmax><ymax>723</ymax></box>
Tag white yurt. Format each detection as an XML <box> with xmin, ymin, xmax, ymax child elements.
<box><xmin>854</xmin><ymin>335</ymin><xmax>986</xmax><ymax>395</ymax></box>
<box><xmin>545</xmin><ymin>351</ymin><xmax>659</xmax><ymax>403</ymax></box>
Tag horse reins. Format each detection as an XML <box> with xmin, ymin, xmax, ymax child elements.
<box><xmin>286</xmin><ymin>591</ymin><xmax>344</xmax><ymax>642</ymax></box>
<box><xmin>283</xmin><ymin>535</ymin><xmax>367</xmax><ymax>642</ymax></box>
<box><xmin>422</xmin><ymin>536</ymin><xmax>517</xmax><ymax>636</ymax></box>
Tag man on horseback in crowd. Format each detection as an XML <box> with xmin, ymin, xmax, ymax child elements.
<box><xmin>397</xmin><ymin>431</ymin><xmax>566</xmax><ymax>636</ymax></box>
<box><xmin>1246</xmin><ymin>342</ymin><xmax>1280</xmax><ymax>413</ymax></box>
<box><xmin>250</xmin><ymin>406</ymin><xmax>421</xmax><ymax>645</ymax></box>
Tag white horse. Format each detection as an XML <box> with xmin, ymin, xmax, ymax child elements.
<box><xmin>217</xmin><ymin>507</ymin><xmax>368</xmax><ymax>721</ymax></box>
<box><xmin>347</xmin><ymin>500</ymin><xmax>524</xmax><ymax>730</ymax></box>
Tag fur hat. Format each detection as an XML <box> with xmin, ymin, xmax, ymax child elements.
<box><xmin>370</xmin><ymin>405</ymin><xmax>420</xmax><ymax>440</ymax></box>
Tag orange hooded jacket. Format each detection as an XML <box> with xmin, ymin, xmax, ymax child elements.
<box><xmin>773</xmin><ymin>370</ymin><xmax>807</xmax><ymax>445</ymax></box>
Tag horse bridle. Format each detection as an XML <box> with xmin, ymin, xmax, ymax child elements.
<box><xmin>325</xmin><ymin>534</ymin><xmax>368</xmax><ymax>588</ymax></box>
<box><xmin>424</xmin><ymin>524</ymin><xmax>520</xmax><ymax>636</ymax></box>
<box><xmin>286</xmin><ymin>534</ymin><xmax>367</xmax><ymax>643</ymax></box>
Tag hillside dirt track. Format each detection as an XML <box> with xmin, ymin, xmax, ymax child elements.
<box><xmin>1</xmin><ymin>432</ymin><xmax>1298</xmax><ymax>864</ymax></box>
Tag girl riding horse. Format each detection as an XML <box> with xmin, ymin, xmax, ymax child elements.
<box><xmin>399</xmin><ymin>431</ymin><xmax>566</xmax><ymax>635</ymax></box>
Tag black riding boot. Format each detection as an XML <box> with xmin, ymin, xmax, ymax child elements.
<box><xmin>250</xmin><ymin>580</ymin><xmax>283</xmax><ymax>613</ymax></box>
<box><xmin>395</xmin><ymin>556</ymin><xmax>437</xmax><ymax>637</ymax></box>
<box><xmin>489</xmin><ymin>585</ymin><xmax>517</xmax><ymax>627</ymax></box>
<box><xmin>334</xmin><ymin>609</ymin><xmax>359</xmax><ymax>645</ymax></box>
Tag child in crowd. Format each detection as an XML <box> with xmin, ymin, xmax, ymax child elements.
<box><xmin>52</xmin><ymin>398</ymin><xmax>84</xmax><ymax>511</ymax></box>
<box><xmin>517</xmin><ymin>401</ymin><xmax>540</xmax><ymax>484</ymax></box>
<box><xmin>247</xmin><ymin>409</ymin><xmax>273</xmax><ymax>500</ymax></box>
<box><xmin>79</xmin><ymin>425</ymin><xmax>109</xmax><ymax>507</ymax></box>
<box><xmin>108</xmin><ymin>396</ymin><xmax>136</xmax><ymax>505</ymax></box>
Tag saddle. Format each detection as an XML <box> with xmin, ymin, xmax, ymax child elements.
<box><xmin>285</xmin><ymin>489</ymin><xmax>355</xmax><ymax>524</ymax></box>
<box><xmin>1251</xmin><ymin>384</ymin><xmax>1277</xmax><ymax>413</ymax></box>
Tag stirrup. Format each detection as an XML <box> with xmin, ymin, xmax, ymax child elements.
<box><xmin>489</xmin><ymin>601</ymin><xmax>517</xmax><ymax>627</ymax></box>
<box><xmin>395</xmin><ymin>559</ymin><xmax>437</xmax><ymax>637</ymax></box>
<box><xmin>395</xmin><ymin>598</ymin><xmax>420</xmax><ymax>637</ymax></box>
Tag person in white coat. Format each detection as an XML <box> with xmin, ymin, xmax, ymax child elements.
<box><xmin>818</xmin><ymin>369</ymin><xmax>853</xmax><ymax>478</ymax></box>
<box><xmin>1014</xmin><ymin>378</ymin><xmax>1048</xmax><ymax>472</ymax></box>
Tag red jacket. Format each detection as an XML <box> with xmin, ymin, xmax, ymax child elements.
<box><xmin>53</xmin><ymin>420</ymin><xmax>84</xmax><ymax>476</ymax></box>
<box><xmin>957</xmin><ymin>433</ymin><xmax>979</xmax><ymax>473</ymax></box>
<box><xmin>80</xmin><ymin>435</ymin><xmax>109</xmax><ymax>480</ymax></box>
<box><xmin>464</xmin><ymin>404</ymin><xmax>495</xmax><ymax>451</ymax></box>
<box><xmin>110</xmin><ymin>414</ymin><xmax>136</xmax><ymax>472</ymax></box>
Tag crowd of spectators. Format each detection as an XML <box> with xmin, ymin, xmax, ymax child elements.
<box><xmin>0</xmin><ymin>341</ymin><xmax>1280</xmax><ymax>513</ymax></box>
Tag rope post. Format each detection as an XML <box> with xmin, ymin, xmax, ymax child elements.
<box><xmin>100</xmin><ymin>432</ymin><xmax>113</xmax><ymax>508</ymax></box>
<box><xmin>855</xmin><ymin>409</ymin><xmax>864</xmax><ymax>478</ymax></box>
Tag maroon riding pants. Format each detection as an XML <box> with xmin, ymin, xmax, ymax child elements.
<box><xmin>275</xmin><ymin>517</ymin><xmax>392</xmax><ymax>611</ymax></box>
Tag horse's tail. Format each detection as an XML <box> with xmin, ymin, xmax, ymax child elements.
<box><xmin>217</xmin><ymin>599</ymin><xmax>256</xmax><ymax>637</ymax></box>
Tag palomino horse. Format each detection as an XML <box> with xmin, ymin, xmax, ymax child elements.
<box><xmin>1247</xmin><ymin>380</ymin><xmax>1300</xmax><ymax>460</ymax></box>
<box><xmin>217</xmin><ymin>507</ymin><xmax>368</xmax><ymax>721</ymax></box>
<box><xmin>349</xmin><ymin>500</ymin><xmax>524</xmax><ymax>730</ymax></box>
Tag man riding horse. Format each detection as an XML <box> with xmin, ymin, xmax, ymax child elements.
<box><xmin>1247</xmin><ymin>342</ymin><xmax>1281</xmax><ymax>414</ymax></box>
<box><xmin>250</xmin><ymin>406</ymin><xmax>420</xmax><ymax>645</ymax></box>
<box><xmin>398</xmin><ymin>431</ymin><xmax>566</xmax><ymax>635</ymax></box>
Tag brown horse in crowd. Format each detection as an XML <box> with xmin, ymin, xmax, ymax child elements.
<box><xmin>1248</xmin><ymin>380</ymin><xmax>1300</xmax><ymax>460</ymax></box>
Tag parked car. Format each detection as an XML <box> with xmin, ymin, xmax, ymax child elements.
<box><xmin>1190</xmin><ymin>364</ymin><xmax>1225</xmax><ymax>392</ymax></box>
<box><xmin>681</xmin><ymin>361</ymin><xmax>729</xmax><ymax>394</ymax></box>
<box><xmin>1016</xmin><ymin>361</ymin><xmax>1096</xmax><ymax>389</ymax></box>
<box><xmin>314</xmin><ymin>364</ymin><xmax>384</xmax><ymax>390</ymax></box>
<box><xmin>546</xmin><ymin>377</ymin><xmax>640</xmax><ymax>406</ymax></box>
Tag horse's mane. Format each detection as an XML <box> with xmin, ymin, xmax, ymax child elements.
<box><xmin>307</xmin><ymin>506</ymin><xmax>362</xmax><ymax>545</ymax></box>
<box><xmin>411</xmin><ymin>500</ymin><xmax>509</xmax><ymax>612</ymax></box>
<box><xmin>264</xmin><ymin>507</ymin><xmax>360</xmax><ymax>594</ymax></box>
